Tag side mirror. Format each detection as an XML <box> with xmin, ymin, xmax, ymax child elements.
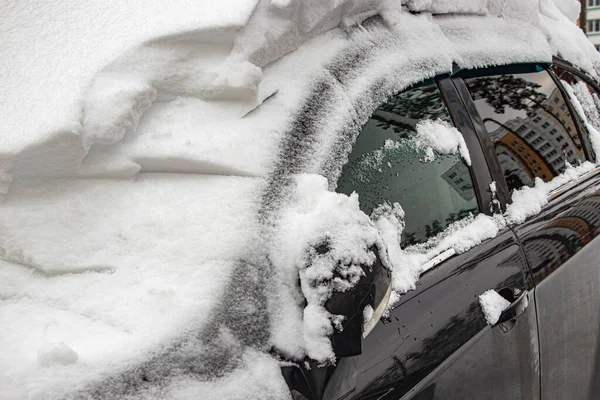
<box><xmin>325</xmin><ymin>246</ymin><xmax>391</xmax><ymax>357</ymax></box>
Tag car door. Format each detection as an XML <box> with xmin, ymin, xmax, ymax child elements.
<box><xmin>320</xmin><ymin>76</ymin><xmax>540</xmax><ymax>400</ymax></box>
<box><xmin>459</xmin><ymin>61</ymin><xmax>600</xmax><ymax>400</ymax></box>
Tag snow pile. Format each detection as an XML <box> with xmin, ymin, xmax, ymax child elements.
<box><xmin>363</xmin><ymin>304</ymin><xmax>375</xmax><ymax>322</ymax></box>
<box><xmin>0</xmin><ymin>0</ymin><xmax>260</xmax><ymax>179</ymax></box>
<box><xmin>538</xmin><ymin>0</ymin><xmax>600</xmax><ymax>79</ymax></box>
<box><xmin>407</xmin><ymin>0</ymin><xmax>488</xmax><ymax>14</ymax></box>
<box><xmin>479</xmin><ymin>289</ymin><xmax>511</xmax><ymax>325</ymax></box>
<box><xmin>157</xmin><ymin>350</ymin><xmax>291</xmax><ymax>400</ymax></box>
<box><xmin>0</xmin><ymin>176</ymin><xmax>265</xmax><ymax>398</ymax></box>
<box><xmin>414</xmin><ymin>119</ymin><xmax>472</xmax><ymax>165</ymax></box>
<box><xmin>382</xmin><ymin>212</ymin><xmax>504</xmax><ymax>294</ymax></box>
<box><xmin>2</xmin><ymin>0</ymin><xmax>600</xmax><ymax>398</ymax></box>
<box><xmin>269</xmin><ymin>174</ymin><xmax>388</xmax><ymax>364</ymax></box>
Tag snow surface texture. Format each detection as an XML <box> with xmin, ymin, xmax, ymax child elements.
<box><xmin>2</xmin><ymin>0</ymin><xmax>600</xmax><ymax>399</ymax></box>
<box><xmin>479</xmin><ymin>290</ymin><xmax>511</xmax><ymax>325</ymax></box>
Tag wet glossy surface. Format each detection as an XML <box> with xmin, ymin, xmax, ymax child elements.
<box><xmin>323</xmin><ymin>228</ymin><xmax>537</xmax><ymax>400</ymax></box>
<box><xmin>512</xmin><ymin>173</ymin><xmax>600</xmax><ymax>399</ymax></box>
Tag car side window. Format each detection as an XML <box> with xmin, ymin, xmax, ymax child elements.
<box><xmin>463</xmin><ymin>70</ymin><xmax>587</xmax><ymax>194</ymax></box>
<box><xmin>552</xmin><ymin>64</ymin><xmax>600</xmax><ymax>160</ymax></box>
<box><xmin>336</xmin><ymin>82</ymin><xmax>478</xmax><ymax>248</ymax></box>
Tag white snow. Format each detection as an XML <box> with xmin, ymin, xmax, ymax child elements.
<box><xmin>0</xmin><ymin>175</ymin><xmax>264</xmax><ymax>398</ymax></box>
<box><xmin>407</xmin><ymin>0</ymin><xmax>487</xmax><ymax>14</ymax></box>
<box><xmin>363</xmin><ymin>304</ymin><xmax>375</xmax><ymax>322</ymax></box>
<box><xmin>2</xmin><ymin>0</ymin><xmax>600</xmax><ymax>398</ymax></box>
<box><xmin>414</xmin><ymin>119</ymin><xmax>472</xmax><ymax>165</ymax></box>
<box><xmin>0</xmin><ymin>0</ymin><xmax>260</xmax><ymax>154</ymax></box>
<box><xmin>561</xmin><ymin>79</ymin><xmax>600</xmax><ymax>159</ymax></box>
<box><xmin>505</xmin><ymin>162</ymin><xmax>597</xmax><ymax>225</ymax></box>
<box><xmin>162</xmin><ymin>350</ymin><xmax>292</xmax><ymax>400</ymax></box>
<box><xmin>268</xmin><ymin>174</ymin><xmax>387</xmax><ymax>363</ymax></box>
<box><xmin>479</xmin><ymin>289</ymin><xmax>511</xmax><ymax>325</ymax></box>
<box><xmin>37</xmin><ymin>343</ymin><xmax>79</xmax><ymax>367</ymax></box>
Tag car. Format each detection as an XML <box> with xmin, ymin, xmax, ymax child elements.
<box><xmin>3</xmin><ymin>1</ymin><xmax>600</xmax><ymax>399</ymax></box>
<box><xmin>280</xmin><ymin>54</ymin><xmax>600</xmax><ymax>400</ymax></box>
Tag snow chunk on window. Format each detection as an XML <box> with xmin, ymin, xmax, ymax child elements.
<box><xmin>414</xmin><ymin>119</ymin><xmax>472</xmax><ymax>165</ymax></box>
<box><xmin>479</xmin><ymin>289</ymin><xmax>510</xmax><ymax>325</ymax></box>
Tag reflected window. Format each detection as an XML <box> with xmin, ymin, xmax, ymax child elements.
<box><xmin>336</xmin><ymin>82</ymin><xmax>478</xmax><ymax>247</ymax></box>
<box><xmin>464</xmin><ymin>69</ymin><xmax>586</xmax><ymax>193</ymax></box>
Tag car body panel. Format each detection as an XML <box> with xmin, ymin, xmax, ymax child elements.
<box><xmin>510</xmin><ymin>172</ymin><xmax>600</xmax><ymax>399</ymax></box>
<box><xmin>322</xmin><ymin>229</ymin><xmax>538</xmax><ymax>400</ymax></box>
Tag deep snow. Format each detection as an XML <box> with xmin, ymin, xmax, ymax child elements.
<box><xmin>2</xmin><ymin>0</ymin><xmax>600</xmax><ymax>399</ymax></box>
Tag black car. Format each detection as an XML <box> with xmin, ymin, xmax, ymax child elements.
<box><xmin>282</xmin><ymin>57</ymin><xmax>600</xmax><ymax>400</ymax></box>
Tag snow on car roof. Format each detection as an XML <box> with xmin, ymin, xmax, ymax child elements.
<box><xmin>1</xmin><ymin>0</ymin><xmax>599</xmax><ymax>399</ymax></box>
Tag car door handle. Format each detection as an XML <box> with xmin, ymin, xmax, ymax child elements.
<box><xmin>495</xmin><ymin>290</ymin><xmax>529</xmax><ymax>333</ymax></box>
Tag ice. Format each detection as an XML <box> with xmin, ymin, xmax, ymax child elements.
<box><xmin>37</xmin><ymin>343</ymin><xmax>79</xmax><ymax>367</ymax></box>
<box><xmin>479</xmin><ymin>289</ymin><xmax>511</xmax><ymax>325</ymax></box>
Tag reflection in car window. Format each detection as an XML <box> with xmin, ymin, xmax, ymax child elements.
<box><xmin>464</xmin><ymin>70</ymin><xmax>586</xmax><ymax>193</ymax></box>
<box><xmin>336</xmin><ymin>83</ymin><xmax>478</xmax><ymax>248</ymax></box>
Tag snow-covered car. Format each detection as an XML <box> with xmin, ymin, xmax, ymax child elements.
<box><xmin>283</xmin><ymin>55</ymin><xmax>600</xmax><ymax>400</ymax></box>
<box><xmin>3</xmin><ymin>1</ymin><xmax>600</xmax><ymax>400</ymax></box>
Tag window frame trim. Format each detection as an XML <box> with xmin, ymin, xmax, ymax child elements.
<box><xmin>436</xmin><ymin>75</ymin><xmax>496</xmax><ymax>215</ymax></box>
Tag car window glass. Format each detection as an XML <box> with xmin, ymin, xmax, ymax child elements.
<box><xmin>552</xmin><ymin>64</ymin><xmax>600</xmax><ymax>160</ymax></box>
<box><xmin>463</xmin><ymin>70</ymin><xmax>586</xmax><ymax>194</ymax></box>
<box><xmin>336</xmin><ymin>83</ymin><xmax>478</xmax><ymax>248</ymax></box>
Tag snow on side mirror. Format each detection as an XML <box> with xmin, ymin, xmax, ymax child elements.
<box><xmin>325</xmin><ymin>246</ymin><xmax>391</xmax><ymax>357</ymax></box>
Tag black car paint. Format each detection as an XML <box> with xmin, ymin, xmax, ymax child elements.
<box><xmin>283</xmin><ymin>59</ymin><xmax>600</xmax><ymax>400</ymax></box>
<box><xmin>328</xmin><ymin>230</ymin><xmax>537</xmax><ymax>400</ymax></box>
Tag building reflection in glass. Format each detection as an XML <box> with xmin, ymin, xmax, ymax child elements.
<box><xmin>464</xmin><ymin>71</ymin><xmax>586</xmax><ymax>193</ymax></box>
